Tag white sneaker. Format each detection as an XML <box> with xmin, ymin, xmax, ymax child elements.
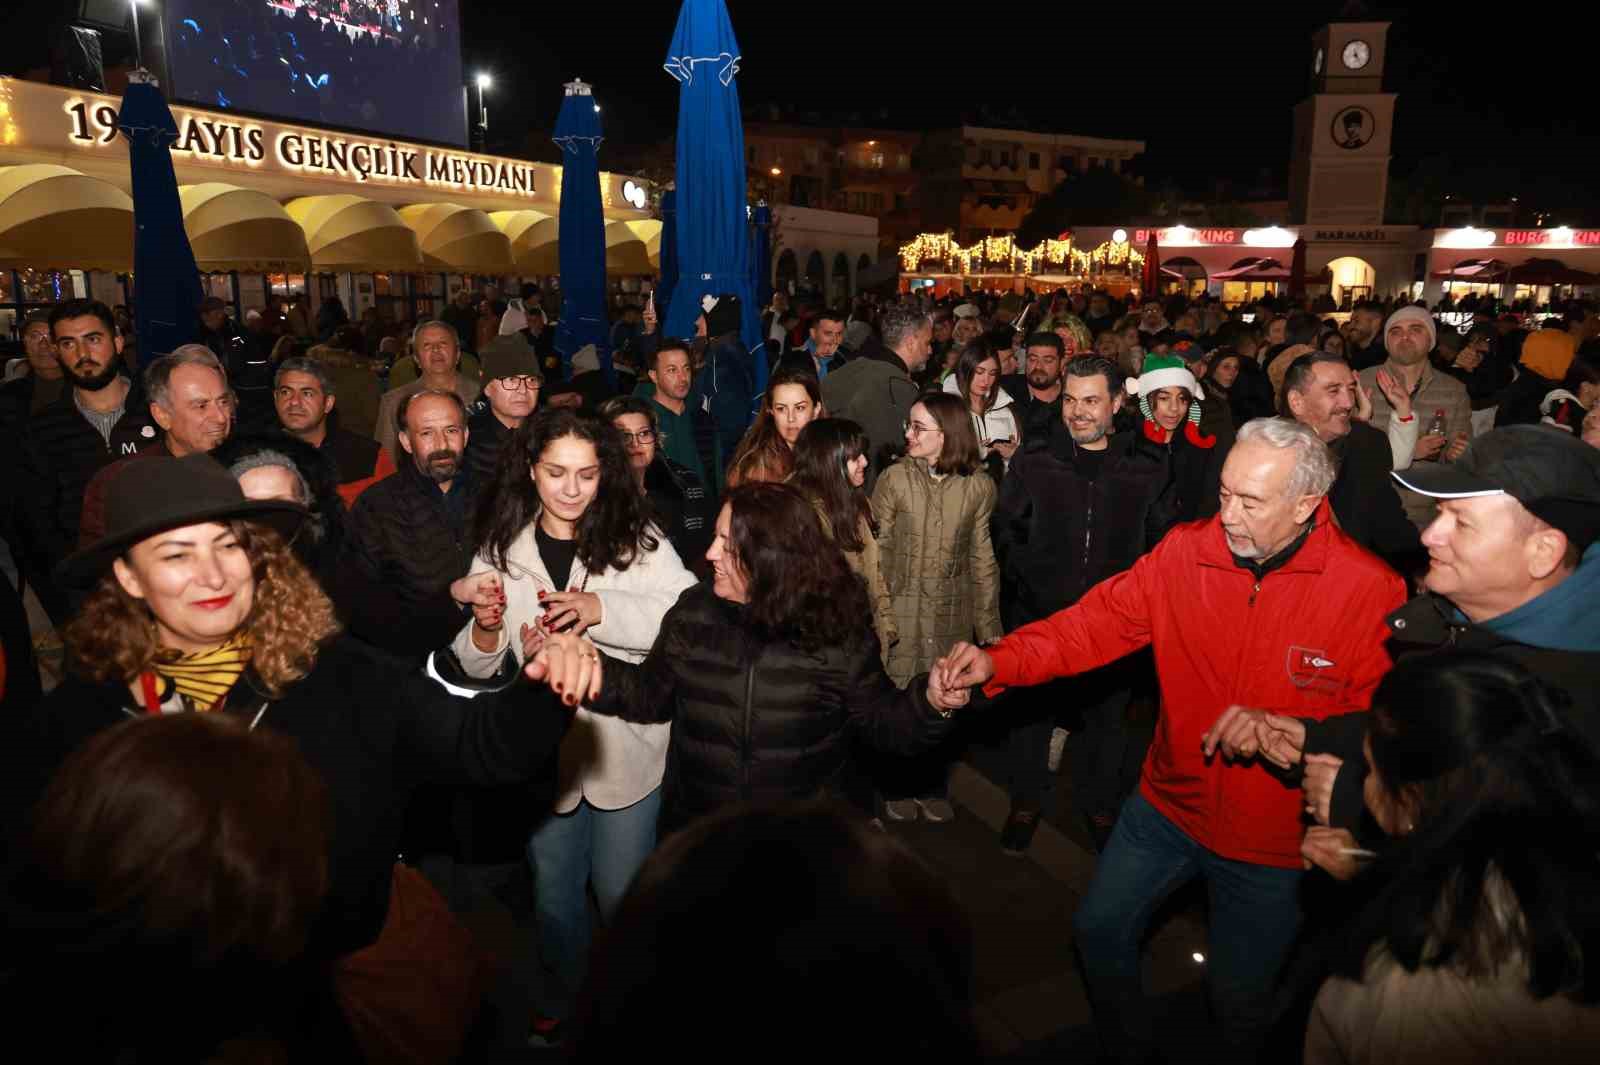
<box><xmin>1047</xmin><ymin>727</ymin><xmax>1070</xmax><ymax>773</ymax></box>
<box><xmin>883</xmin><ymin>799</ymin><xmax>920</xmax><ymax>822</ymax></box>
<box><xmin>914</xmin><ymin>797</ymin><xmax>956</xmax><ymax>823</ymax></box>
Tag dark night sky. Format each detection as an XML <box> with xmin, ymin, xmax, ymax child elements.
<box><xmin>7</xmin><ymin>2</ymin><xmax>1600</xmax><ymax>206</ymax></box>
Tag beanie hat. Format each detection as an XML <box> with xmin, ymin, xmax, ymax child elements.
<box><xmin>1383</xmin><ymin>306</ymin><xmax>1437</xmax><ymax>358</ymax></box>
<box><xmin>1126</xmin><ymin>353</ymin><xmax>1214</xmax><ymax>448</ymax></box>
<box><xmin>479</xmin><ymin>334</ymin><xmax>542</xmax><ymax>381</ymax></box>
<box><xmin>1519</xmin><ymin>328</ymin><xmax>1578</xmax><ymax>381</ymax></box>
<box><xmin>702</xmin><ymin>293</ymin><xmax>742</xmax><ymax>339</ymax></box>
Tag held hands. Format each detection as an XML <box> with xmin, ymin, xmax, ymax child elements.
<box><xmin>934</xmin><ymin>642</ymin><xmax>995</xmax><ymax>692</ymax></box>
<box><xmin>452</xmin><ymin>573</ymin><xmax>506</xmax><ymax>632</ymax></box>
<box><xmin>538</xmin><ymin>590</ymin><xmax>603</xmax><ymax>635</ymax></box>
<box><xmin>990</xmin><ymin>436</ymin><xmax>1020</xmax><ymax>461</ymax></box>
<box><xmin>926</xmin><ymin>667</ymin><xmax>971</xmax><ymax>714</ymax></box>
<box><xmin>1200</xmin><ymin>706</ymin><xmax>1306</xmax><ymax>769</ymax></box>
<box><xmin>1302</xmin><ymin>753</ymin><xmax>1343</xmax><ymax>826</ymax></box>
<box><xmin>520</xmin><ymin>625</ymin><xmax>603</xmax><ymax>707</ymax></box>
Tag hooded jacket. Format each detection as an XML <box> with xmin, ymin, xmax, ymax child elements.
<box><xmin>942</xmin><ymin>376</ymin><xmax>1021</xmax><ymax>469</ymax></box>
<box><xmin>820</xmin><ymin>348</ymin><xmax>923</xmax><ymax>484</ymax></box>
<box><xmin>984</xmin><ymin>501</ymin><xmax>1406</xmax><ymax>868</ymax></box>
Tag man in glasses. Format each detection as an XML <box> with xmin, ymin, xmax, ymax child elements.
<box><xmin>273</xmin><ymin>356</ymin><xmax>395</xmax><ymax>507</ymax></box>
<box><xmin>464</xmin><ymin>343</ymin><xmax>542</xmax><ymax>494</ymax></box>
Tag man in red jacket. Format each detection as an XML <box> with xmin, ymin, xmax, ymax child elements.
<box><xmin>938</xmin><ymin>417</ymin><xmax>1406</xmax><ymax>1062</ymax></box>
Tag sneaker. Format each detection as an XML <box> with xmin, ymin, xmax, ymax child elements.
<box><xmin>1047</xmin><ymin>726</ymin><xmax>1070</xmax><ymax>773</ymax></box>
<box><xmin>1000</xmin><ymin>807</ymin><xmax>1039</xmax><ymax>856</ymax></box>
<box><xmin>914</xmin><ymin>796</ymin><xmax>956</xmax><ymax>823</ymax></box>
<box><xmin>883</xmin><ymin>799</ymin><xmax>920</xmax><ymax>822</ymax></box>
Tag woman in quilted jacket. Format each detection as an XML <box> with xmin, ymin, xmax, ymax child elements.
<box><xmin>869</xmin><ymin>390</ymin><xmax>1002</xmax><ymax>824</ymax></box>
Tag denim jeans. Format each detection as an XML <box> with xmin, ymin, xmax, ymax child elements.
<box><xmin>527</xmin><ymin>789</ymin><xmax>661</xmax><ymax>1020</ymax></box>
<box><xmin>1072</xmin><ymin>792</ymin><xmax>1302</xmax><ymax>1063</ymax></box>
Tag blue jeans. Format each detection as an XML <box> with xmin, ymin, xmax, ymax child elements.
<box><xmin>527</xmin><ymin>789</ymin><xmax>661</xmax><ymax>1020</ymax></box>
<box><xmin>1072</xmin><ymin>792</ymin><xmax>1302</xmax><ymax>1063</ymax></box>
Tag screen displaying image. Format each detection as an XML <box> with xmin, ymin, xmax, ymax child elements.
<box><xmin>161</xmin><ymin>0</ymin><xmax>467</xmax><ymax>147</ymax></box>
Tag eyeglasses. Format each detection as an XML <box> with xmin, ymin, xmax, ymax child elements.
<box><xmin>617</xmin><ymin>429</ymin><xmax>657</xmax><ymax>445</ymax></box>
<box><xmin>904</xmin><ymin>421</ymin><xmax>943</xmax><ymax>437</ymax></box>
<box><xmin>495</xmin><ymin>375</ymin><xmax>541</xmax><ymax>391</ymax></box>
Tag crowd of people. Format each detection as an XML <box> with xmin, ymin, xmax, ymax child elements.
<box><xmin>0</xmin><ymin>275</ymin><xmax>1597</xmax><ymax>1064</ymax></box>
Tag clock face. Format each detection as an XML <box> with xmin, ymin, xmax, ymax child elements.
<box><xmin>1342</xmin><ymin>40</ymin><xmax>1371</xmax><ymax>70</ymax></box>
<box><xmin>1314</xmin><ymin>47</ymin><xmax>1324</xmax><ymax>74</ymax></box>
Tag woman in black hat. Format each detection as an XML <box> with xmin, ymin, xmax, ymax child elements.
<box><xmin>0</xmin><ymin>453</ymin><xmax>573</xmax><ymax>1063</ymax></box>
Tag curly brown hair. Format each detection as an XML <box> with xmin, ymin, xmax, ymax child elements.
<box><xmin>64</xmin><ymin>522</ymin><xmax>341</xmax><ymax>697</ymax></box>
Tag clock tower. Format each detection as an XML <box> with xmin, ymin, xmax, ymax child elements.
<box><xmin>1289</xmin><ymin>16</ymin><xmax>1396</xmax><ymax>226</ymax></box>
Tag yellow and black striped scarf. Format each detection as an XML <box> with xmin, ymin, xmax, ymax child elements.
<box><xmin>150</xmin><ymin>632</ymin><xmax>253</xmax><ymax>711</ymax></box>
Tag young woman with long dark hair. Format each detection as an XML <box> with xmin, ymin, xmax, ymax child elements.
<box><xmin>513</xmin><ymin>482</ymin><xmax>973</xmax><ymax>835</ymax></box>
<box><xmin>943</xmin><ymin>339</ymin><xmax>1020</xmax><ymax>474</ymax></box>
<box><xmin>724</xmin><ymin>369</ymin><xmax>824</xmax><ymax>488</ymax></box>
<box><xmin>790</xmin><ymin>418</ymin><xmax>894</xmax><ymax>650</ymax></box>
<box><xmin>454</xmin><ymin>408</ymin><xmax>696</xmax><ymax>1039</ymax></box>
<box><xmin>1302</xmin><ymin>652</ymin><xmax>1600</xmax><ymax>1063</ymax></box>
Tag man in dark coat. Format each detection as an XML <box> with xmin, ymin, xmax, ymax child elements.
<box><xmin>463</xmin><ymin>336</ymin><xmax>541</xmax><ymax>497</ymax></box>
<box><xmin>335</xmin><ymin>390</ymin><xmax>477</xmax><ymax>663</ymax></box>
<box><xmin>1282</xmin><ymin>351</ymin><xmax>1419</xmax><ymax>567</ymax></box>
<box><xmin>991</xmin><ymin>355</ymin><xmax>1172</xmax><ymax>854</ymax></box>
<box><xmin>998</xmin><ymin>332</ymin><xmax>1067</xmax><ymax>445</ymax></box>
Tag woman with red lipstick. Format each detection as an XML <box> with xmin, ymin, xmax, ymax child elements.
<box><xmin>453</xmin><ymin>407</ymin><xmax>695</xmax><ymax>1043</ymax></box>
<box><xmin>3</xmin><ymin>454</ymin><xmax>571</xmax><ymax>1063</ymax></box>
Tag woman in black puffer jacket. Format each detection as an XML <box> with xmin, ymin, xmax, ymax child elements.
<box><xmin>511</xmin><ymin>482</ymin><xmax>974</xmax><ymax>834</ymax></box>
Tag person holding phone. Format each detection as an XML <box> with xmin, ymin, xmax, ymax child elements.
<box><xmin>451</xmin><ymin>408</ymin><xmax>696</xmax><ymax>1043</ymax></box>
<box><xmin>943</xmin><ymin>338</ymin><xmax>1020</xmax><ymax>480</ymax></box>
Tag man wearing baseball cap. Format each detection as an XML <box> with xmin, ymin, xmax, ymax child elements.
<box><xmin>1208</xmin><ymin>425</ymin><xmax>1600</xmax><ymax>830</ymax></box>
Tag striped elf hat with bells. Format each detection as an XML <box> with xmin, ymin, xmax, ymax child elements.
<box><xmin>1126</xmin><ymin>353</ymin><xmax>1216</xmax><ymax>448</ymax></box>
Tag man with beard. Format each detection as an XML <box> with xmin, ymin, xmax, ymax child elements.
<box><xmin>992</xmin><ymin>355</ymin><xmax>1171</xmax><ymax>856</ymax></box>
<box><xmin>1344</xmin><ymin>299</ymin><xmax>1390</xmax><ymax>372</ymax></box>
<box><xmin>13</xmin><ymin>299</ymin><xmax>158</xmax><ymax>622</ymax></box>
<box><xmin>999</xmin><ymin>332</ymin><xmax>1067</xmax><ymax>443</ymax></box>
<box><xmin>374</xmin><ymin>321</ymin><xmax>482</xmax><ymax>468</ymax></box>
<box><xmin>273</xmin><ymin>356</ymin><xmax>394</xmax><ymax>507</ymax></box>
<box><xmin>1357</xmin><ymin>307</ymin><xmax>1472</xmax><ymax>529</ymax></box>
<box><xmin>336</xmin><ymin>390</ymin><xmax>480</xmax><ymax>661</ymax></box>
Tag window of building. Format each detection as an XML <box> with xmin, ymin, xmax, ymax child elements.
<box><xmin>804</xmin><ymin>146</ymin><xmax>819</xmax><ymax>166</ymax></box>
<box><xmin>1057</xmin><ymin>154</ymin><xmax>1075</xmax><ymax>171</ymax></box>
<box><xmin>869</xmin><ymin>152</ymin><xmax>885</xmax><ymax>169</ymax></box>
<box><xmin>1029</xmin><ymin>152</ymin><xmax>1041</xmax><ymax>169</ymax></box>
<box><xmin>980</xmin><ymin>148</ymin><xmax>993</xmax><ymax>166</ymax></box>
<box><xmin>896</xmin><ymin>153</ymin><xmax>910</xmax><ymax>170</ymax></box>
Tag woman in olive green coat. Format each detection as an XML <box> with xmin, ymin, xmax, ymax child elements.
<box><xmin>870</xmin><ymin>391</ymin><xmax>1003</xmax><ymax>823</ymax></box>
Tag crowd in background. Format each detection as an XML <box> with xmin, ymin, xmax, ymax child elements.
<box><xmin>0</xmin><ymin>272</ymin><xmax>1597</xmax><ymax>1065</ymax></box>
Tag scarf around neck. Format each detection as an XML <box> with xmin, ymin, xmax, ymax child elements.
<box><xmin>150</xmin><ymin>631</ymin><xmax>253</xmax><ymax>711</ymax></box>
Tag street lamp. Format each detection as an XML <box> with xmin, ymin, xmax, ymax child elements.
<box><xmin>473</xmin><ymin>73</ymin><xmax>491</xmax><ymax>151</ymax></box>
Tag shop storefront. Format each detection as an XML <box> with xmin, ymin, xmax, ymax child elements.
<box><xmin>1422</xmin><ymin>227</ymin><xmax>1600</xmax><ymax>308</ymax></box>
<box><xmin>0</xmin><ymin>76</ymin><xmax>658</xmax><ymax>337</ymax></box>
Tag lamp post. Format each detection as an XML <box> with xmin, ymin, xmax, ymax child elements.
<box><xmin>473</xmin><ymin>72</ymin><xmax>491</xmax><ymax>151</ymax></box>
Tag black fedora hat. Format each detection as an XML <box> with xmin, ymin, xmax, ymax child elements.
<box><xmin>58</xmin><ymin>454</ymin><xmax>309</xmax><ymax>590</ymax></box>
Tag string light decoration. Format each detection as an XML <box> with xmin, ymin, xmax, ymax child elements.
<box><xmin>1089</xmin><ymin>238</ymin><xmax>1144</xmax><ymax>273</ymax></box>
<box><xmin>898</xmin><ymin>232</ymin><xmax>1091</xmax><ymax>276</ymax></box>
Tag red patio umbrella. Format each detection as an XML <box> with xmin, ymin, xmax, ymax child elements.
<box><xmin>1141</xmin><ymin>229</ymin><xmax>1160</xmax><ymax>297</ymax></box>
<box><xmin>1288</xmin><ymin>238</ymin><xmax>1308</xmax><ymax>298</ymax></box>
<box><xmin>1506</xmin><ymin>257</ymin><xmax>1600</xmax><ymax>287</ymax></box>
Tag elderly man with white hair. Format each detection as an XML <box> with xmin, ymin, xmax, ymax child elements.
<box><xmin>937</xmin><ymin>417</ymin><xmax>1407</xmax><ymax>1063</ymax></box>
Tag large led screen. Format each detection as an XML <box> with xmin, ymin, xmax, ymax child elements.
<box><xmin>161</xmin><ymin>0</ymin><xmax>467</xmax><ymax>147</ymax></box>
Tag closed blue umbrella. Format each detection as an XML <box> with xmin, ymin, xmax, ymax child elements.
<box><xmin>553</xmin><ymin>78</ymin><xmax>611</xmax><ymax>384</ymax></box>
<box><xmin>663</xmin><ymin>0</ymin><xmax>766</xmax><ymax>395</ymax></box>
<box><xmin>655</xmin><ymin>189</ymin><xmax>679</xmax><ymax>329</ymax></box>
<box><xmin>118</xmin><ymin>73</ymin><xmax>203</xmax><ymax>368</ymax></box>
<box><xmin>750</xmin><ymin>202</ymin><xmax>773</xmax><ymax>319</ymax></box>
